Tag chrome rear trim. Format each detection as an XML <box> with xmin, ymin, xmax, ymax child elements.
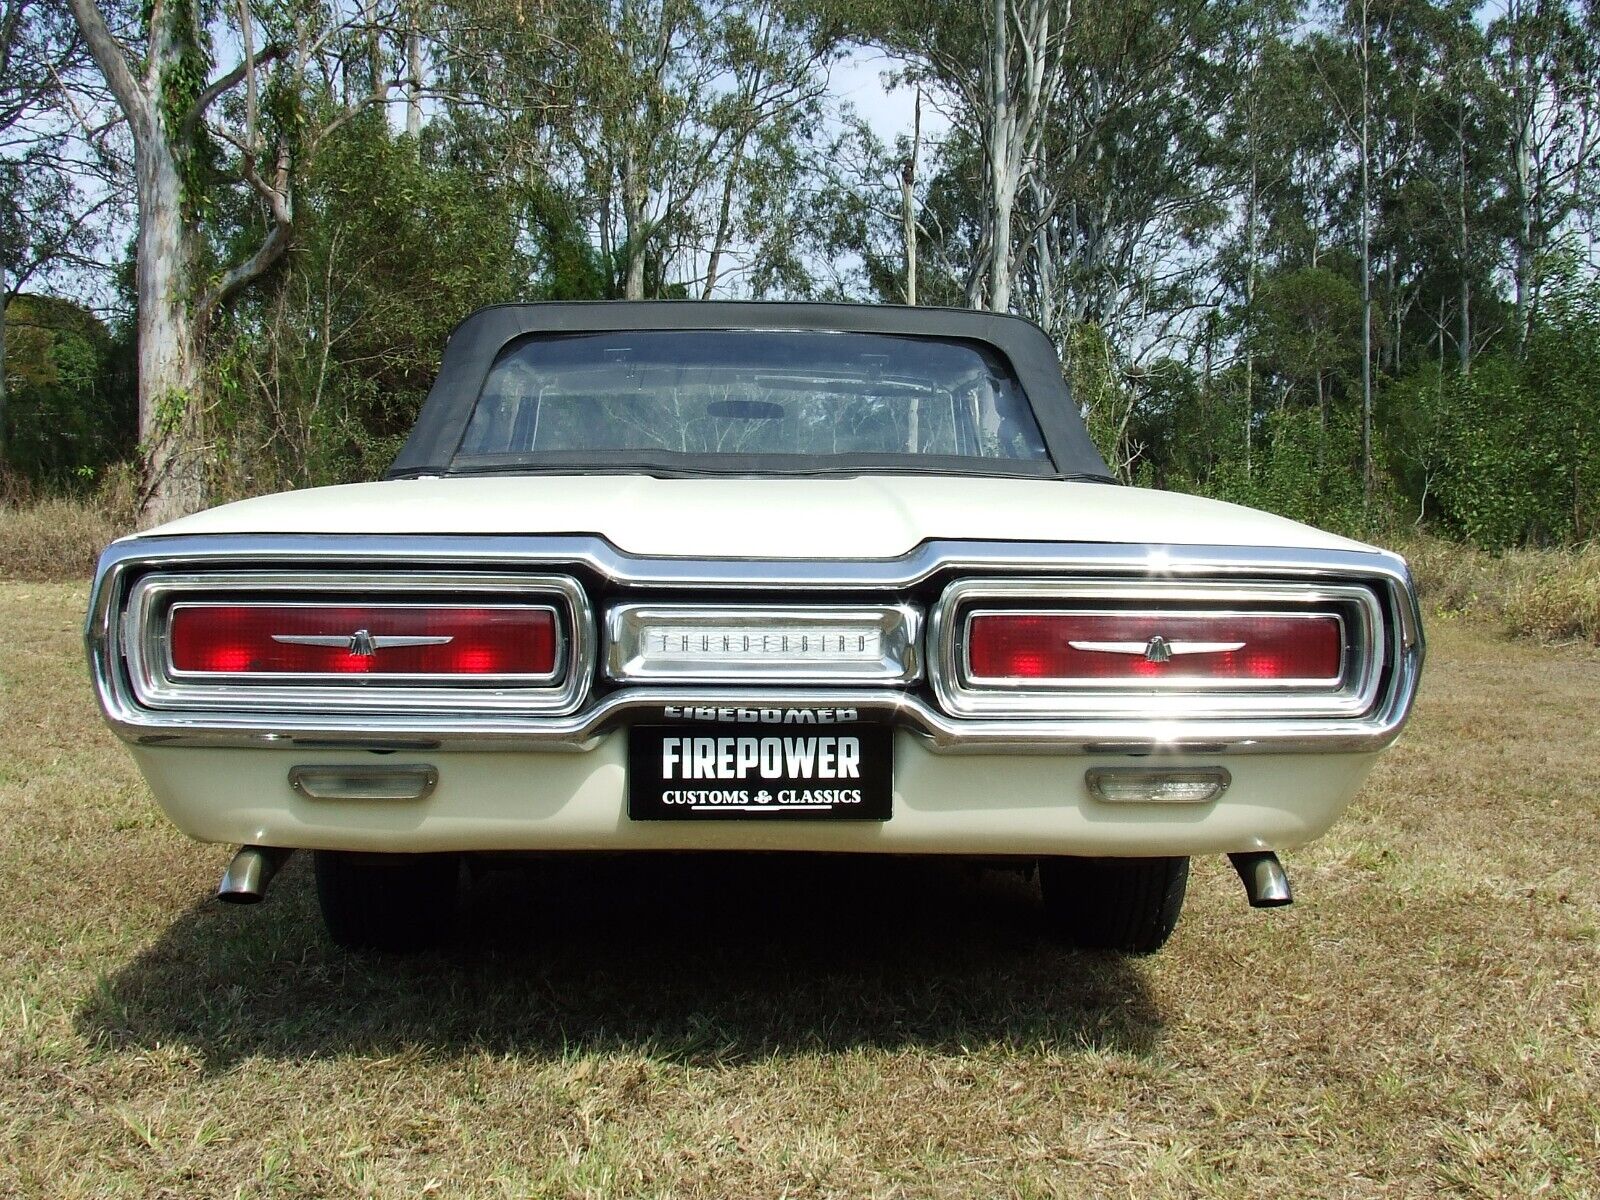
<box><xmin>86</xmin><ymin>534</ymin><xmax>1423</xmax><ymax>755</ymax></box>
<box><xmin>91</xmin><ymin>683</ymin><xmax>1412</xmax><ymax>755</ymax></box>
<box><xmin>605</xmin><ymin>602</ymin><xmax>921</xmax><ymax>684</ymax></box>
<box><xmin>122</xmin><ymin>571</ymin><xmax>592</xmax><ymax>715</ymax></box>
<box><xmin>929</xmin><ymin>579</ymin><xmax>1383</xmax><ymax>719</ymax></box>
<box><xmin>87</xmin><ymin>532</ymin><xmax>1418</xmax><ymax>604</ymax></box>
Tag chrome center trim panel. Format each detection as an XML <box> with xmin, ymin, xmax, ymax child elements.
<box><xmin>605</xmin><ymin>602</ymin><xmax>922</xmax><ymax>684</ymax></box>
<box><xmin>86</xmin><ymin>533</ymin><xmax>1424</xmax><ymax>755</ymax></box>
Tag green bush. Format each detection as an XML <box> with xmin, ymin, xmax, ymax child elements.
<box><xmin>206</xmin><ymin>118</ymin><xmax>545</xmax><ymax>497</ymax></box>
<box><xmin>2</xmin><ymin>296</ymin><xmax>134</xmax><ymax>488</ymax></box>
<box><xmin>1384</xmin><ymin>266</ymin><xmax>1598</xmax><ymax>550</ymax></box>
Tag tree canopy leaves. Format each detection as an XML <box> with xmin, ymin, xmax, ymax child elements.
<box><xmin>6</xmin><ymin>0</ymin><xmax>1599</xmax><ymax>546</ymax></box>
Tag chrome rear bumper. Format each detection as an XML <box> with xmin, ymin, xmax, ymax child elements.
<box><xmin>86</xmin><ymin>534</ymin><xmax>1424</xmax><ymax>756</ymax></box>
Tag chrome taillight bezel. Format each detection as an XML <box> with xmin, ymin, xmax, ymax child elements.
<box><xmin>928</xmin><ymin>578</ymin><xmax>1386</xmax><ymax>720</ymax></box>
<box><xmin>960</xmin><ymin>607</ymin><xmax>1349</xmax><ymax>690</ymax></box>
<box><xmin>165</xmin><ymin>600</ymin><xmax>565</xmax><ymax>683</ymax></box>
<box><xmin>122</xmin><ymin>571</ymin><xmax>593</xmax><ymax>714</ymax></box>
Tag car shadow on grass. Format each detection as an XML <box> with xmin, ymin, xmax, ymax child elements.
<box><xmin>77</xmin><ymin>853</ymin><xmax>1164</xmax><ymax>1070</ymax></box>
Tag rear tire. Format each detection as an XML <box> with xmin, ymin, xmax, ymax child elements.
<box><xmin>314</xmin><ymin>851</ymin><xmax>460</xmax><ymax>952</ymax></box>
<box><xmin>1038</xmin><ymin>855</ymin><xmax>1188</xmax><ymax>954</ymax></box>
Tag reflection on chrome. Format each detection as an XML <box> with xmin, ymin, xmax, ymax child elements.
<box><xmin>85</xmin><ymin>533</ymin><xmax>1423</xmax><ymax>756</ymax></box>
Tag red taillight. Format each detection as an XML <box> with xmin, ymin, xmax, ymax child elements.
<box><xmin>168</xmin><ymin>604</ymin><xmax>559</xmax><ymax>677</ymax></box>
<box><xmin>965</xmin><ymin>612</ymin><xmax>1342</xmax><ymax>683</ymax></box>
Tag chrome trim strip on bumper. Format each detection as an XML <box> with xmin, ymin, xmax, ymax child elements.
<box><xmin>90</xmin><ymin>684</ymin><xmax>1412</xmax><ymax>755</ymax></box>
<box><xmin>86</xmin><ymin>533</ymin><xmax>1424</xmax><ymax>756</ymax></box>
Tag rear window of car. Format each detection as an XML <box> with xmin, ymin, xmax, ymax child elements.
<box><xmin>452</xmin><ymin>330</ymin><xmax>1050</xmax><ymax>471</ymax></box>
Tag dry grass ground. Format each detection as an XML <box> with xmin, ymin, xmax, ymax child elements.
<box><xmin>1</xmin><ymin>582</ymin><xmax>1597</xmax><ymax>1199</ymax></box>
<box><xmin>0</xmin><ymin>498</ymin><xmax>126</xmax><ymax>582</ymax></box>
<box><xmin>1396</xmin><ymin>535</ymin><xmax>1600</xmax><ymax>645</ymax></box>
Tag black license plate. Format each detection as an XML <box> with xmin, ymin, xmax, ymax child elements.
<box><xmin>628</xmin><ymin>724</ymin><xmax>892</xmax><ymax>820</ymax></box>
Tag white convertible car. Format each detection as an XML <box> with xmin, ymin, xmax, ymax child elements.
<box><xmin>86</xmin><ymin>303</ymin><xmax>1423</xmax><ymax>953</ymax></box>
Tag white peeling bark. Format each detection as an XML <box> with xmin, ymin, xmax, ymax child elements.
<box><xmin>65</xmin><ymin>0</ymin><xmax>305</xmax><ymax>524</ymax></box>
<box><xmin>65</xmin><ymin>0</ymin><xmax>207</xmax><ymax>525</ymax></box>
<box><xmin>901</xmin><ymin>88</ymin><xmax>920</xmax><ymax>307</ymax></box>
<box><xmin>622</xmin><ymin>140</ymin><xmax>647</xmax><ymax>300</ymax></box>
<box><xmin>135</xmin><ymin>136</ymin><xmax>207</xmax><ymax>525</ymax></box>
<box><xmin>406</xmin><ymin>16</ymin><xmax>422</xmax><ymax>138</ymax></box>
<box><xmin>986</xmin><ymin>0</ymin><xmax>1014</xmax><ymax>312</ymax></box>
<box><xmin>980</xmin><ymin>0</ymin><xmax>1064</xmax><ymax>315</ymax></box>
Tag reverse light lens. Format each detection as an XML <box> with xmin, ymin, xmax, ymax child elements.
<box><xmin>1086</xmin><ymin>767</ymin><xmax>1231</xmax><ymax>804</ymax></box>
<box><xmin>966</xmin><ymin>612</ymin><xmax>1343</xmax><ymax>683</ymax></box>
<box><xmin>168</xmin><ymin>604</ymin><xmax>559</xmax><ymax>677</ymax></box>
<box><xmin>288</xmin><ymin>765</ymin><xmax>439</xmax><ymax>801</ymax></box>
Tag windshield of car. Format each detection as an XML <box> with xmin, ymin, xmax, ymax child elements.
<box><xmin>451</xmin><ymin>330</ymin><xmax>1052</xmax><ymax>473</ymax></box>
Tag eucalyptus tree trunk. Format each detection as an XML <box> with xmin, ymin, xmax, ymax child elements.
<box><xmin>1504</xmin><ymin>0</ymin><xmax>1536</xmax><ymax>355</ymax></box>
<box><xmin>702</xmin><ymin>155</ymin><xmax>740</xmax><ymax>299</ymax></box>
<box><xmin>364</xmin><ymin>0</ymin><xmax>384</xmax><ymax>101</ymax></box>
<box><xmin>1512</xmin><ymin>126</ymin><xmax>1534</xmax><ymax>352</ymax></box>
<box><xmin>621</xmin><ymin>142</ymin><xmax>648</xmax><ymax>299</ymax></box>
<box><xmin>980</xmin><ymin>0</ymin><xmax>1064</xmax><ymax>315</ymax></box>
<box><xmin>134</xmin><ymin>129</ymin><xmax>208</xmax><ymax>521</ymax></box>
<box><xmin>0</xmin><ymin>286</ymin><xmax>8</xmax><ymax>466</ymax></box>
<box><xmin>1458</xmin><ymin>105</ymin><xmax>1471</xmax><ymax>373</ymax></box>
<box><xmin>1029</xmin><ymin>172</ymin><xmax>1056</xmax><ymax>334</ymax></box>
<box><xmin>65</xmin><ymin>0</ymin><xmax>300</xmax><ymax>525</ymax></box>
<box><xmin>901</xmin><ymin>88</ymin><xmax>920</xmax><ymax>306</ymax></box>
<box><xmin>986</xmin><ymin>0</ymin><xmax>1014</xmax><ymax>312</ymax></box>
<box><xmin>406</xmin><ymin>17</ymin><xmax>422</xmax><ymax>137</ymax></box>
<box><xmin>1243</xmin><ymin>105</ymin><xmax>1259</xmax><ymax>479</ymax></box>
<box><xmin>1358</xmin><ymin>0</ymin><xmax>1374</xmax><ymax>511</ymax></box>
<box><xmin>65</xmin><ymin>0</ymin><xmax>208</xmax><ymax>524</ymax></box>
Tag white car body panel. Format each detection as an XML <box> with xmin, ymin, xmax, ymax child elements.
<box><xmin>131</xmin><ymin>739</ymin><xmax>1380</xmax><ymax>857</ymax></box>
<box><xmin>142</xmin><ymin>475</ymin><xmax>1373</xmax><ymax>559</ymax></box>
<box><xmin>100</xmin><ymin>473</ymin><xmax>1409</xmax><ymax>859</ymax></box>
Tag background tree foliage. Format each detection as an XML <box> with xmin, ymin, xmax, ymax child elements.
<box><xmin>3</xmin><ymin>0</ymin><xmax>1598</xmax><ymax>549</ymax></box>
<box><xmin>1</xmin><ymin>294</ymin><xmax>133</xmax><ymax>484</ymax></box>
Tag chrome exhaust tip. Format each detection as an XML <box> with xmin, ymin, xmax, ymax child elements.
<box><xmin>217</xmin><ymin>846</ymin><xmax>293</xmax><ymax>904</ymax></box>
<box><xmin>1228</xmin><ymin>851</ymin><xmax>1293</xmax><ymax>908</ymax></box>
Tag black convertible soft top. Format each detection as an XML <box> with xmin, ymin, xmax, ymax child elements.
<box><xmin>387</xmin><ymin>301</ymin><xmax>1113</xmax><ymax>481</ymax></box>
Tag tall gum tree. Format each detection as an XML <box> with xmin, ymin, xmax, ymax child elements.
<box><xmin>866</xmin><ymin>0</ymin><xmax>1068</xmax><ymax>313</ymax></box>
<box><xmin>980</xmin><ymin>0</ymin><xmax>1065</xmax><ymax>311</ymax></box>
<box><xmin>62</xmin><ymin>0</ymin><xmax>413</xmax><ymax>524</ymax></box>
<box><xmin>559</xmin><ymin>0</ymin><xmax>837</xmax><ymax>300</ymax></box>
<box><xmin>1491</xmin><ymin>0</ymin><xmax>1600</xmax><ymax>353</ymax></box>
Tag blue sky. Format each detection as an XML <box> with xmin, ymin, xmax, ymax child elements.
<box><xmin>829</xmin><ymin>48</ymin><xmax>949</xmax><ymax>147</ymax></box>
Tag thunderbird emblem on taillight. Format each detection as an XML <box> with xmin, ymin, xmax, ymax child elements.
<box><xmin>1067</xmin><ymin>635</ymin><xmax>1247</xmax><ymax>663</ymax></box>
<box><xmin>270</xmin><ymin>629</ymin><xmax>454</xmax><ymax>657</ymax></box>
